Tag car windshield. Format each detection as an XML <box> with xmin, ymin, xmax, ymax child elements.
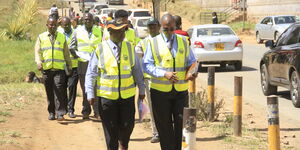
<box><xmin>137</xmin><ymin>19</ymin><xmax>148</xmax><ymax>27</ymax></box>
<box><xmin>274</xmin><ymin>16</ymin><xmax>296</xmax><ymax>24</ymax></box>
<box><xmin>103</xmin><ymin>10</ymin><xmax>115</xmax><ymax>14</ymax></box>
<box><xmin>95</xmin><ymin>5</ymin><xmax>108</xmax><ymax>10</ymax></box>
<box><xmin>134</xmin><ymin>11</ymin><xmax>150</xmax><ymax>17</ymax></box>
<box><xmin>197</xmin><ymin>28</ymin><xmax>234</xmax><ymax>36</ymax></box>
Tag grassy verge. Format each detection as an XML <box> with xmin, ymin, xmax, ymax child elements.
<box><xmin>228</xmin><ymin>21</ymin><xmax>256</xmax><ymax>33</ymax></box>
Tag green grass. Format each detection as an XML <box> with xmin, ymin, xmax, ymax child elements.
<box><xmin>0</xmin><ymin>118</ymin><xmax>7</xmax><ymax>123</ymax></box>
<box><xmin>0</xmin><ymin>111</ymin><xmax>12</xmax><ymax>117</ymax></box>
<box><xmin>228</xmin><ymin>21</ymin><xmax>256</xmax><ymax>33</ymax></box>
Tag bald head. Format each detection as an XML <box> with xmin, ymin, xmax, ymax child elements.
<box><xmin>84</xmin><ymin>13</ymin><xmax>94</xmax><ymax>30</ymax></box>
<box><xmin>161</xmin><ymin>14</ymin><xmax>175</xmax><ymax>39</ymax></box>
<box><xmin>61</xmin><ymin>17</ymin><xmax>71</xmax><ymax>33</ymax></box>
<box><xmin>47</xmin><ymin>17</ymin><xmax>58</xmax><ymax>35</ymax></box>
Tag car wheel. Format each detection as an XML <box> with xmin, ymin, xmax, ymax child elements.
<box><xmin>290</xmin><ymin>71</ymin><xmax>300</xmax><ymax>108</ymax></box>
<box><xmin>260</xmin><ymin>64</ymin><xmax>277</xmax><ymax>96</ymax></box>
<box><xmin>274</xmin><ymin>32</ymin><xmax>280</xmax><ymax>42</ymax></box>
<box><xmin>256</xmin><ymin>32</ymin><xmax>263</xmax><ymax>44</ymax></box>
<box><xmin>234</xmin><ymin>61</ymin><xmax>242</xmax><ymax>71</ymax></box>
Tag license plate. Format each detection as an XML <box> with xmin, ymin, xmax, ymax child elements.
<box><xmin>215</xmin><ymin>43</ymin><xmax>224</xmax><ymax>51</ymax></box>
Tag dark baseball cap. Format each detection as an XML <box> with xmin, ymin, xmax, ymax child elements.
<box><xmin>147</xmin><ymin>17</ymin><xmax>160</xmax><ymax>26</ymax></box>
<box><xmin>106</xmin><ymin>20</ymin><xmax>128</xmax><ymax>30</ymax></box>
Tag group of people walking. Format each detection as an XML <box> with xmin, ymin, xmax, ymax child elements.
<box><xmin>35</xmin><ymin>8</ymin><xmax>197</xmax><ymax>150</ymax></box>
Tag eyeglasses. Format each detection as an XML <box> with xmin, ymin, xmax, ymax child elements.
<box><xmin>162</xmin><ymin>27</ymin><xmax>174</xmax><ymax>32</ymax></box>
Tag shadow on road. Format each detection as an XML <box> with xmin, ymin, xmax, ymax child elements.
<box><xmin>130</xmin><ymin>137</ymin><xmax>152</xmax><ymax>142</ymax></box>
<box><xmin>198</xmin><ymin>65</ymin><xmax>257</xmax><ymax>73</ymax></box>
<box><xmin>277</xmin><ymin>91</ymin><xmax>291</xmax><ymax>101</ymax></box>
<box><xmin>196</xmin><ymin>135</ymin><xmax>226</xmax><ymax>141</ymax></box>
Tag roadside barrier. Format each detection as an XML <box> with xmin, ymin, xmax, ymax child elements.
<box><xmin>207</xmin><ymin>66</ymin><xmax>215</xmax><ymax>121</ymax></box>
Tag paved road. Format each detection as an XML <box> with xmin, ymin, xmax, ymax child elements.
<box><xmin>198</xmin><ymin>43</ymin><xmax>300</xmax><ymax>126</ymax></box>
<box><xmin>71</xmin><ymin>0</ymin><xmax>300</xmax><ymax>127</ymax></box>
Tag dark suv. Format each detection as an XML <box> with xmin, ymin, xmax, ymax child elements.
<box><xmin>260</xmin><ymin>22</ymin><xmax>300</xmax><ymax>108</ymax></box>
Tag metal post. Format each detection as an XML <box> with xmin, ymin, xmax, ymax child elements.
<box><xmin>182</xmin><ymin>108</ymin><xmax>197</xmax><ymax>150</ymax></box>
<box><xmin>233</xmin><ymin>76</ymin><xmax>242</xmax><ymax>136</ymax></box>
<box><xmin>188</xmin><ymin>79</ymin><xmax>196</xmax><ymax>107</ymax></box>
<box><xmin>267</xmin><ymin>97</ymin><xmax>280</xmax><ymax>150</ymax></box>
<box><xmin>242</xmin><ymin>0</ymin><xmax>246</xmax><ymax>31</ymax></box>
<box><xmin>207</xmin><ymin>66</ymin><xmax>215</xmax><ymax>121</ymax></box>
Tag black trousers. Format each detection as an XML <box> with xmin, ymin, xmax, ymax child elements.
<box><xmin>67</xmin><ymin>68</ymin><xmax>79</xmax><ymax>113</ymax></box>
<box><xmin>43</xmin><ymin>70</ymin><xmax>68</xmax><ymax>116</ymax></box>
<box><xmin>78</xmin><ymin>62</ymin><xmax>91</xmax><ymax>115</ymax></box>
<box><xmin>151</xmin><ymin>88</ymin><xmax>188</xmax><ymax>150</ymax></box>
<box><xmin>98</xmin><ymin>96</ymin><xmax>135</xmax><ymax>150</ymax></box>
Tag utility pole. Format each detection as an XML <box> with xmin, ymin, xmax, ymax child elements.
<box><xmin>152</xmin><ymin>0</ymin><xmax>160</xmax><ymax>20</ymax></box>
<box><xmin>242</xmin><ymin>0</ymin><xmax>246</xmax><ymax>31</ymax></box>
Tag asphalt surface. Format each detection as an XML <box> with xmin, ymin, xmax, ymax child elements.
<box><xmin>76</xmin><ymin>0</ymin><xmax>300</xmax><ymax>126</ymax></box>
<box><xmin>197</xmin><ymin>43</ymin><xmax>300</xmax><ymax>126</ymax></box>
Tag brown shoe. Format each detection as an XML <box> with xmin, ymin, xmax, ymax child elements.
<box><xmin>57</xmin><ymin>115</ymin><xmax>65</xmax><ymax>121</ymax></box>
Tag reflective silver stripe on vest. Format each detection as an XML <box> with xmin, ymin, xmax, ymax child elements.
<box><xmin>156</xmin><ymin>67</ymin><xmax>186</xmax><ymax>72</ymax></box>
<box><xmin>151</xmin><ymin>78</ymin><xmax>188</xmax><ymax>84</ymax></box>
<box><xmin>182</xmin><ymin>37</ymin><xmax>188</xmax><ymax>67</ymax></box>
<box><xmin>126</xmin><ymin>42</ymin><xmax>134</xmax><ymax>66</ymax></box>
<box><xmin>78</xmin><ymin>43</ymin><xmax>94</xmax><ymax>47</ymax></box>
<box><xmin>153</xmin><ymin>37</ymin><xmax>162</xmax><ymax>65</ymax></box>
<box><xmin>99</xmin><ymin>74</ymin><xmax>132</xmax><ymax>80</ymax></box>
<box><xmin>98</xmin><ymin>44</ymin><xmax>106</xmax><ymax>74</ymax></box>
<box><xmin>42</xmin><ymin>59</ymin><xmax>65</xmax><ymax>63</ymax></box>
<box><xmin>41</xmin><ymin>47</ymin><xmax>63</xmax><ymax>51</ymax></box>
<box><xmin>97</xmin><ymin>83</ymin><xmax>135</xmax><ymax>92</ymax></box>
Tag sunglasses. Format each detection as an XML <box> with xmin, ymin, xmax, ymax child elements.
<box><xmin>162</xmin><ymin>27</ymin><xmax>175</xmax><ymax>32</ymax></box>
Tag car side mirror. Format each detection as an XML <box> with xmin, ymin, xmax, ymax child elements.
<box><xmin>265</xmin><ymin>40</ymin><xmax>275</xmax><ymax>48</ymax></box>
<box><xmin>267</xmin><ymin>22</ymin><xmax>273</xmax><ymax>25</ymax></box>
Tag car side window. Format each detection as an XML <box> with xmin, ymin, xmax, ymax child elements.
<box><xmin>277</xmin><ymin>26</ymin><xmax>300</xmax><ymax>46</ymax></box>
<box><xmin>261</xmin><ymin>17</ymin><xmax>270</xmax><ymax>24</ymax></box>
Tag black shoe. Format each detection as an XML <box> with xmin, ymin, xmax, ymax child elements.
<box><xmin>57</xmin><ymin>115</ymin><xmax>65</xmax><ymax>121</ymax></box>
<box><xmin>150</xmin><ymin>134</ymin><xmax>159</xmax><ymax>143</ymax></box>
<box><xmin>68</xmin><ymin>112</ymin><xmax>76</xmax><ymax>118</ymax></box>
<box><xmin>82</xmin><ymin>114</ymin><xmax>89</xmax><ymax>120</ymax></box>
<box><xmin>48</xmin><ymin>113</ymin><xmax>55</xmax><ymax>120</ymax></box>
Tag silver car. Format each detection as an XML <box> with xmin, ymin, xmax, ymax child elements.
<box><xmin>189</xmin><ymin>24</ymin><xmax>243</xmax><ymax>70</ymax></box>
<box><xmin>255</xmin><ymin>15</ymin><xmax>296</xmax><ymax>44</ymax></box>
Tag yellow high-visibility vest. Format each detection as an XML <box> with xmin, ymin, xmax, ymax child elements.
<box><xmin>76</xmin><ymin>25</ymin><xmax>102</xmax><ymax>62</ymax></box>
<box><xmin>140</xmin><ymin>36</ymin><xmax>151</xmax><ymax>79</ymax></box>
<box><xmin>59</xmin><ymin>28</ymin><xmax>78</xmax><ymax>68</ymax></box>
<box><xmin>39</xmin><ymin>31</ymin><xmax>66</xmax><ymax>70</ymax></box>
<box><xmin>95</xmin><ymin>41</ymin><xmax>136</xmax><ymax>100</ymax></box>
<box><xmin>149</xmin><ymin>34</ymin><xmax>190</xmax><ymax>92</ymax></box>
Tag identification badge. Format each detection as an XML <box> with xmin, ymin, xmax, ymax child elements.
<box><xmin>123</xmin><ymin>65</ymin><xmax>130</xmax><ymax>70</ymax></box>
<box><xmin>179</xmin><ymin>49</ymin><xmax>184</xmax><ymax>54</ymax></box>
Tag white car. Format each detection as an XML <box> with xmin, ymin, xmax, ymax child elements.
<box><xmin>96</xmin><ymin>8</ymin><xmax>117</xmax><ymax>23</ymax></box>
<box><xmin>128</xmin><ymin>9</ymin><xmax>151</xmax><ymax>22</ymax></box>
<box><xmin>132</xmin><ymin>17</ymin><xmax>151</xmax><ymax>39</ymax></box>
<box><xmin>189</xmin><ymin>24</ymin><xmax>243</xmax><ymax>70</ymax></box>
<box><xmin>89</xmin><ymin>3</ymin><xmax>108</xmax><ymax>15</ymax></box>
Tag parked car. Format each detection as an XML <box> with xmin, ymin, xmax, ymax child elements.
<box><xmin>189</xmin><ymin>24</ymin><xmax>243</xmax><ymax>70</ymax></box>
<box><xmin>89</xmin><ymin>3</ymin><xmax>109</xmax><ymax>15</ymax></box>
<box><xmin>79</xmin><ymin>0</ymin><xmax>97</xmax><ymax>12</ymax></box>
<box><xmin>255</xmin><ymin>15</ymin><xmax>296</xmax><ymax>44</ymax></box>
<box><xmin>106</xmin><ymin>0</ymin><xmax>124</xmax><ymax>5</ymax></box>
<box><xmin>132</xmin><ymin>17</ymin><xmax>151</xmax><ymax>39</ymax></box>
<box><xmin>260</xmin><ymin>22</ymin><xmax>300</xmax><ymax>108</ymax></box>
<box><xmin>128</xmin><ymin>9</ymin><xmax>151</xmax><ymax>22</ymax></box>
<box><xmin>96</xmin><ymin>8</ymin><xmax>117</xmax><ymax>23</ymax></box>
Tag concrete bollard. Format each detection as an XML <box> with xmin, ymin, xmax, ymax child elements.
<box><xmin>267</xmin><ymin>97</ymin><xmax>280</xmax><ymax>150</ymax></box>
<box><xmin>188</xmin><ymin>79</ymin><xmax>196</xmax><ymax>107</ymax></box>
<box><xmin>233</xmin><ymin>76</ymin><xmax>243</xmax><ymax>136</ymax></box>
<box><xmin>207</xmin><ymin>66</ymin><xmax>215</xmax><ymax>121</ymax></box>
<box><xmin>182</xmin><ymin>108</ymin><xmax>197</xmax><ymax>150</ymax></box>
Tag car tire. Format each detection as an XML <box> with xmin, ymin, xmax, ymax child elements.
<box><xmin>260</xmin><ymin>64</ymin><xmax>277</xmax><ymax>96</ymax></box>
<box><xmin>256</xmin><ymin>32</ymin><xmax>263</xmax><ymax>44</ymax></box>
<box><xmin>290</xmin><ymin>71</ymin><xmax>300</xmax><ymax>108</ymax></box>
<box><xmin>234</xmin><ymin>61</ymin><xmax>242</xmax><ymax>71</ymax></box>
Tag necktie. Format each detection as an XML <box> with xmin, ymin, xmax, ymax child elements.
<box><xmin>114</xmin><ymin>46</ymin><xmax>120</xmax><ymax>63</ymax></box>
